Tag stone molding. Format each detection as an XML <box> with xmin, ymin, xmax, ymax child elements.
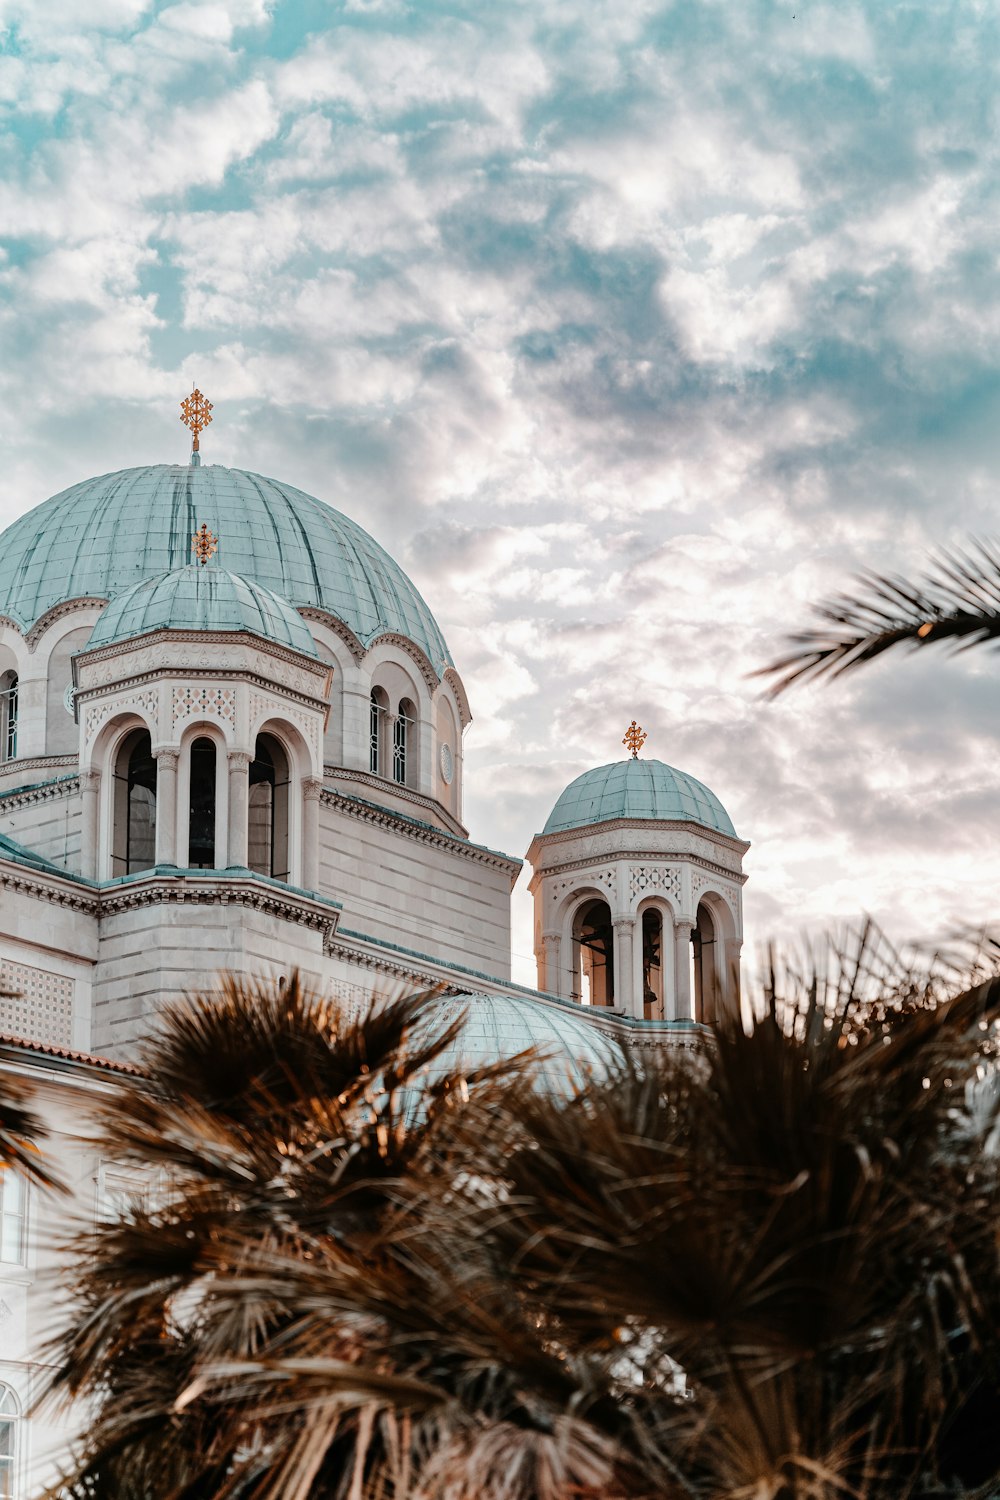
<box><xmin>98</xmin><ymin>875</ymin><xmax>341</xmax><ymax>937</ymax></box>
<box><xmin>530</xmin><ymin>843</ymin><xmax>748</xmax><ymax>888</ymax></box>
<box><xmin>0</xmin><ymin>775</ymin><xmax>80</xmax><ymax>811</ymax></box>
<box><xmin>323</xmin><ymin>936</ymin><xmax>434</xmax><ymax>987</ymax></box>
<box><xmin>297</xmin><ymin>608</ymin><xmax>366</xmax><ymax>663</ymax></box>
<box><xmin>0</xmin><ymin>754</ymin><xmax>77</xmax><ymax>782</ymax></box>
<box><xmin>77</xmin><ymin>629</ymin><xmax>327</xmax><ymax>679</ymax></box>
<box><xmin>443</xmin><ymin>668</ymin><xmax>472</xmax><ymax>728</ymax></box>
<box><xmin>320</xmin><ymin>786</ymin><xmax>520</xmax><ymax>875</ymax></box>
<box><xmin>528</xmin><ymin>819</ymin><xmax>750</xmax><ymax>870</ymax></box>
<box><xmin>26</xmin><ymin>597</ymin><xmax>107</xmax><ymax>651</ymax></box>
<box><xmin>322</xmin><ymin>765</ymin><xmax>467</xmax><ymax>837</ymax></box>
<box><xmin>367</xmin><ymin>631</ymin><xmax>439</xmax><ymax>694</ymax></box>
<box><xmin>0</xmin><ymin>865</ymin><xmax>96</xmax><ymax>913</ymax></box>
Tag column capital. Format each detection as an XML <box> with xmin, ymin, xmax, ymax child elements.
<box><xmin>79</xmin><ymin>768</ymin><xmax>101</xmax><ymax>791</ymax></box>
<box><xmin>612</xmin><ymin>915</ymin><xmax>635</xmax><ymax>931</ymax></box>
<box><xmin>302</xmin><ymin>776</ymin><xmax>324</xmax><ymax>802</ymax></box>
<box><xmin>227</xmin><ymin>750</ymin><xmax>252</xmax><ymax>770</ymax></box>
<box><xmin>154</xmin><ymin>748</ymin><xmax>179</xmax><ymax>769</ymax></box>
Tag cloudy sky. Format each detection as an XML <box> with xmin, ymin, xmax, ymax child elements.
<box><xmin>1</xmin><ymin>0</ymin><xmax>998</xmax><ymax>982</ymax></box>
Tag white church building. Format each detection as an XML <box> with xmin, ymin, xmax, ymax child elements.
<box><xmin>0</xmin><ymin>395</ymin><xmax>747</xmax><ymax>1495</ymax></box>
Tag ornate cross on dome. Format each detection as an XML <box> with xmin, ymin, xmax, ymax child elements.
<box><xmin>192</xmin><ymin>523</ymin><xmax>218</xmax><ymax>566</ymax></box>
<box><xmin>180</xmin><ymin>387</ymin><xmax>213</xmax><ymax>453</ymax></box>
<box><xmin>623</xmin><ymin>719</ymin><xmax>647</xmax><ymax>758</ymax></box>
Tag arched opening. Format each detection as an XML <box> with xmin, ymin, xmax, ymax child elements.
<box><xmin>369</xmin><ymin>688</ymin><xmax>388</xmax><ymax>776</ymax></box>
<box><xmin>111</xmin><ymin>729</ymin><xmax>157</xmax><ymax>877</ymax></box>
<box><xmin>0</xmin><ymin>672</ymin><xmax>17</xmax><ymax>763</ymax></box>
<box><xmin>248</xmin><ymin>734</ymin><xmax>290</xmax><ymax>881</ymax></box>
<box><xmin>0</xmin><ymin>1384</ymin><xmax>19</xmax><ymax>1498</ymax></box>
<box><xmin>642</xmin><ymin>908</ymin><xmax>664</xmax><ymax>1020</ymax></box>
<box><xmin>573</xmin><ymin>898</ymin><xmax>615</xmax><ymax>1007</ymax></box>
<box><xmin>693</xmin><ymin>901</ymin><xmax>720</xmax><ymax>1025</ymax></box>
<box><xmin>394</xmin><ymin>697</ymin><xmax>416</xmax><ymax>786</ymax></box>
<box><xmin>188</xmin><ymin>737</ymin><xmax>218</xmax><ymax>869</ymax></box>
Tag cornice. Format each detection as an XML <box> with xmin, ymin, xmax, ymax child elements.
<box><xmin>323</xmin><ymin>765</ymin><xmax>467</xmax><ymax>837</ymax></box>
<box><xmin>0</xmin><ymin>774</ymin><xmax>80</xmax><ymax>810</ymax></box>
<box><xmin>530</xmin><ymin>847</ymin><xmax>748</xmax><ymax>889</ymax></box>
<box><xmin>324</xmin><ymin>937</ymin><xmax>439</xmax><ymax>989</ymax></box>
<box><xmin>529</xmin><ymin>817</ymin><xmax>750</xmax><ymax>858</ymax></box>
<box><xmin>320</xmin><ymin>787</ymin><xmax>521</xmax><ymax>876</ymax></box>
<box><xmin>76</xmin><ymin>666</ymin><xmax>330</xmax><ymax>720</ymax></box>
<box><xmin>98</xmin><ymin>874</ymin><xmax>342</xmax><ymax>935</ymax></box>
<box><xmin>0</xmin><ymin>754</ymin><xmax>77</xmax><ymax>783</ymax></box>
<box><xmin>76</xmin><ymin>626</ymin><xmax>328</xmax><ymax>675</ymax></box>
<box><xmin>0</xmin><ymin>862</ymin><xmax>97</xmax><ymax>914</ymax></box>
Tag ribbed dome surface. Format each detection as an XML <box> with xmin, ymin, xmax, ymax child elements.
<box><xmin>543</xmin><ymin>758</ymin><xmax>737</xmax><ymax>837</ymax></box>
<box><xmin>428</xmin><ymin>992</ymin><xmax>615</xmax><ymax>1093</ymax></box>
<box><xmin>85</xmin><ymin>566</ymin><xmax>320</xmax><ymax>657</ymax></box>
<box><xmin>0</xmin><ymin>464</ymin><xmax>451</xmax><ymax>672</ymax></box>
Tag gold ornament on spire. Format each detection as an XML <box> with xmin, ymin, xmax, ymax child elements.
<box><xmin>623</xmin><ymin>720</ymin><xmax>647</xmax><ymax>759</ymax></box>
<box><xmin>180</xmin><ymin>387</ymin><xmax>213</xmax><ymax>452</ymax></box>
<box><xmin>192</xmin><ymin>523</ymin><xmax>218</xmax><ymax>566</ymax></box>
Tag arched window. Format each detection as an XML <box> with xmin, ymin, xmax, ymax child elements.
<box><xmin>248</xmin><ymin>735</ymin><xmax>290</xmax><ymax>881</ymax></box>
<box><xmin>642</xmin><ymin>909</ymin><xmax>663</xmax><ymax>1020</ymax></box>
<box><xmin>393</xmin><ymin>698</ymin><xmax>415</xmax><ymax>786</ymax></box>
<box><xmin>693</xmin><ymin>902</ymin><xmax>719</xmax><ymax>1025</ymax></box>
<box><xmin>573</xmin><ymin>899</ymin><xmax>615</xmax><ymax>1007</ymax></box>
<box><xmin>111</xmin><ymin>729</ymin><xmax>157</xmax><ymax>878</ymax></box>
<box><xmin>0</xmin><ymin>673</ymin><xmax>17</xmax><ymax>763</ymax></box>
<box><xmin>0</xmin><ymin>1172</ymin><xmax>25</xmax><ymax>1265</ymax></box>
<box><xmin>188</xmin><ymin>737</ymin><xmax>217</xmax><ymax>869</ymax></box>
<box><xmin>369</xmin><ymin>688</ymin><xmax>388</xmax><ymax>776</ymax></box>
<box><xmin>0</xmin><ymin>1384</ymin><xmax>19</xmax><ymax>1499</ymax></box>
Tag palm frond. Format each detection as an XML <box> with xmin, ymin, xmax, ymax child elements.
<box><xmin>756</xmin><ymin>539</ymin><xmax>1000</xmax><ymax>694</ymax></box>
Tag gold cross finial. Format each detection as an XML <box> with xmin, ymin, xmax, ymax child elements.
<box><xmin>192</xmin><ymin>523</ymin><xmax>218</xmax><ymax>566</ymax></box>
<box><xmin>623</xmin><ymin>720</ymin><xmax>647</xmax><ymax>759</ymax></box>
<box><xmin>180</xmin><ymin>387</ymin><xmax>213</xmax><ymax>452</ymax></box>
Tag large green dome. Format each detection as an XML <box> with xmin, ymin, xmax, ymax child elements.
<box><xmin>85</xmin><ymin>565</ymin><xmax>320</xmax><ymax>658</ymax></box>
<box><xmin>543</xmin><ymin>758</ymin><xmax>738</xmax><ymax>838</ymax></box>
<box><xmin>0</xmin><ymin>464</ymin><xmax>451</xmax><ymax>672</ymax></box>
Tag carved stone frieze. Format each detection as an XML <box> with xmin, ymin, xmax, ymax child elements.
<box><xmin>629</xmin><ymin>865</ymin><xmax>682</xmax><ymax>901</ymax></box>
<box><xmin>86</xmin><ymin>689</ymin><xmax>159</xmax><ymax>743</ymax></box>
<box><xmin>320</xmin><ymin>787</ymin><xmax>521</xmax><ymax>875</ymax></box>
<box><xmin>0</xmin><ymin>776</ymin><xmax>80</xmax><ymax>812</ymax></box>
<box><xmin>172</xmin><ymin>684</ymin><xmax>236</xmax><ymax>730</ymax></box>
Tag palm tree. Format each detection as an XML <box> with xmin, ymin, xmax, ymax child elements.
<box><xmin>44</xmin><ymin>952</ymin><xmax>1000</xmax><ymax>1500</ymax></box>
<box><xmin>0</xmin><ymin>1025</ymin><xmax>62</xmax><ymax>1189</ymax></box>
<box><xmin>757</xmin><ymin>540</ymin><xmax>1000</xmax><ymax>694</ymax></box>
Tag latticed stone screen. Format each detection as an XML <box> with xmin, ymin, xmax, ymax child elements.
<box><xmin>0</xmin><ymin>959</ymin><xmax>74</xmax><ymax>1046</ymax></box>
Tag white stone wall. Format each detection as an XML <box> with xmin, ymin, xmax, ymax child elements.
<box><xmin>0</xmin><ymin>780</ymin><xmax>82</xmax><ymax>874</ymax></box>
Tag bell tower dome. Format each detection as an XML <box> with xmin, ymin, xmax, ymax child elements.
<box><xmin>526</xmin><ymin>724</ymin><xmax>749</xmax><ymax>1024</ymax></box>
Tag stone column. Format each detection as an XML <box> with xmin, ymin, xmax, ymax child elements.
<box><xmin>227</xmin><ymin>751</ymin><xmax>251</xmax><ymax>869</ymax></box>
<box><xmin>539</xmin><ymin>932</ymin><xmax>561</xmax><ymax>995</ymax></box>
<box><xmin>154</xmin><ymin>750</ymin><xmax>179</xmax><ymax>867</ymax></box>
<box><xmin>613</xmin><ymin>917</ymin><xmax>635</xmax><ymax>1015</ymax></box>
<box><xmin>79</xmin><ymin>768</ymin><xmax>101</xmax><ymax>880</ymax></box>
<box><xmin>302</xmin><ymin>776</ymin><xmax>324</xmax><ymax>890</ymax></box>
<box><xmin>673</xmin><ymin>918</ymin><xmax>693</xmax><ymax>1020</ymax></box>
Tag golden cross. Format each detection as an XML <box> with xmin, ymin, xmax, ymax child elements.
<box><xmin>180</xmin><ymin>387</ymin><xmax>213</xmax><ymax>452</ymax></box>
<box><xmin>623</xmin><ymin>720</ymin><xmax>647</xmax><ymax>759</ymax></box>
<box><xmin>192</xmin><ymin>523</ymin><xmax>218</xmax><ymax>566</ymax></box>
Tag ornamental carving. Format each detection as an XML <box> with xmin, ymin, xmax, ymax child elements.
<box><xmin>172</xmin><ymin>684</ymin><xmax>236</xmax><ymax>730</ymax></box>
<box><xmin>629</xmin><ymin>865</ymin><xmax>681</xmax><ymax>900</ymax></box>
<box><xmin>86</xmin><ymin>689</ymin><xmax>159</xmax><ymax>742</ymax></box>
<box><xmin>550</xmin><ymin>868</ymin><xmax>615</xmax><ymax>897</ymax></box>
<box><xmin>249</xmin><ymin>693</ymin><xmax>322</xmax><ymax>760</ymax></box>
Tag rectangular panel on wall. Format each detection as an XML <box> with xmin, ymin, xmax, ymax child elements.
<box><xmin>0</xmin><ymin>959</ymin><xmax>74</xmax><ymax>1046</ymax></box>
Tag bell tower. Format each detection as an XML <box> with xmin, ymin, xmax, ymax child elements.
<box><xmin>526</xmin><ymin>724</ymin><xmax>749</xmax><ymax>1024</ymax></box>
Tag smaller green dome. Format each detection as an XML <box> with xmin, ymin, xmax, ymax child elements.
<box><xmin>84</xmin><ymin>565</ymin><xmax>319</xmax><ymax>658</ymax></box>
<box><xmin>543</xmin><ymin>758</ymin><xmax>737</xmax><ymax>838</ymax></box>
<box><xmin>427</xmin><ymin>992</ymin><xmax>615</xmax><ymax>1094</ymax></box>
